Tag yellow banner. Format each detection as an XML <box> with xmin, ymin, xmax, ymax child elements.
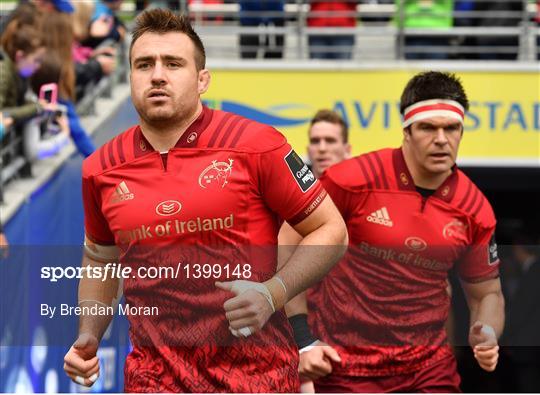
<box><xmin>204</xmin><ymin>70</ymin><xmax>539</xmax><ymax>164</ymax></box>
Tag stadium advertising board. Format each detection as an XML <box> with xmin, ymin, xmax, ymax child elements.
<box><xmin>204</xmin><ymin>70</ymin><xmax>539</xmax><ymax>166</ymax></box>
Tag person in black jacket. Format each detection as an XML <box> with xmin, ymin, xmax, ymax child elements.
<box><xmin>473</xmin><ymin>0</ymin><xmax>523</xmax><ymax>60</ymax></box>
<box><xmin>502</xmin><ymin>231</ymin><xmax>540</xmax><ymax>392</ymax></box>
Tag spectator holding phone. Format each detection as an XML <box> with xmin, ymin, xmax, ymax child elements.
<box><xmin>36</xmin><ymin>11</ymin><xmax>96</xmax><ymax>157</ymax></box>
<box><xmin>23</xmin><ymin>82</ymin><xmax>71</xmax><ymax>161</ymax></box>
<box><xmin>31</xmin><ymin>52</ymin><xmax>94</xmax><ymax>157</ymax></box>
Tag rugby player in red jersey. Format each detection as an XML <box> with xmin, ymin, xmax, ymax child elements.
<box><xmin>282</xmin><ymin>71</ymin><xmax>505</xmax><ymax>392</ymax></box>
<box><xmin>306</xmin><ymin>109</ymin><xmax>351</xmax><ymax>179</ymax></box>
<box><xmin>280</xmin><ymin>109</ymin><xmax>351</xmax><ymax>392</ymax></box>
<box><xmin>62</xmin><ymin>9</ymin><xmax>347</xmax><ymax>392</ymax></box>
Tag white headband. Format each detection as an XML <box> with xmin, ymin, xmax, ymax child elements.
<box><xmin>402</xmin><ymin>99</ymin><xmax>465</xmax><ymax>128</ymax></box>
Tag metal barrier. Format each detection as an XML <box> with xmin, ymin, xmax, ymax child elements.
<box><xmin>181</xmin><ymin>0</ymin><xmax>539</xmax><ymax>61</ymax></box>
<box><xmin>0</xmin><ymin>1</ymin><xmax>537</xmax><ymax>60</ymax></box>
<box><xmin>0</xmin><ymin>123</ymin><xmax>31</xmax><ymax>203</ymax></box>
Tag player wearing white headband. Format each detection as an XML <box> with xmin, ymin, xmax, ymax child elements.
<box><xmin>281</xmin><ymin>71</ymin><xmax>505</xmax><ymax>392</ymax></box>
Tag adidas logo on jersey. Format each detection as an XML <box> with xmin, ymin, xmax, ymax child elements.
<box><xmin>111</xmin><ymin>181</ymin><xmax>134</xmax><ymax>203</ymax></box>
<box><xmin>366</xmin><ymin>207</ymin><xmax>393</xmax><ymax>227</ymax></box>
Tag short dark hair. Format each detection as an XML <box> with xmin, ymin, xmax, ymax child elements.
<box><xmin>400</xmin><ymin>71</ymin><xmax>469</xmax><ymax>115</ymax></box>
<box><xmin>310</xmin><ymin>109</ymin><xmax>349</xmax><ymax>143</ymax></box>
<box><xmin>130</xmin><ymin>8</ymin><xmax>206</xmax><ymax>70</ymax></box>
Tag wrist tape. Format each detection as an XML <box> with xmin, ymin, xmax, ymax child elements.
<box><xmin>289</xmin><ymin>314</ymin><xmax>318</xmax><ymax>349</ymax></box>
<box><xmin>263</xmin><ymin>275</ymin><xmax>288</xmax><ymax>311</ymax></box>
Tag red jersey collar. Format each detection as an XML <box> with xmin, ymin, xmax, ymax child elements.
<box><xmin>133</xmin><ymin>127</ymin><xmax>152</xmax><ymax>157</ymax></box>
<box><xmin>392</xmin><ymin>147</ymin><xmax>458</xmax><ymax>202</ymax></box>
<box><xmin>133</xmin><ymin>106</ymin><xmax>213</xmax><ymax>156</ymax></box>
<box><xmin>174</xmin><ymin>105</ymin><xmax>213</xmax><ymax>148</ymax></box>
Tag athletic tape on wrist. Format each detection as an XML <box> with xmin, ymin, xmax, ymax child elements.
<box><xmin>229</xmin><ymin>280</ymin><xmax>275</xmax><ymax>312</ymax></box>
<box><xmin>259</xmin><ymin>288</ymin><xmax>275</xmax><ymax>313</ymax></box>
<box><xmin>263</xmin><ymin>277</ymin><xmax>287</xmax><ymax>311</ymax></box>
<box><xmin>274</xmin><ymin>275</ymin><xmax>288</xmax><ymax>296</ymax></box>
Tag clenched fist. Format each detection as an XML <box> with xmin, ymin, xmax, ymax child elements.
<box><xmin>64</xmin><ymin>333</ymin><xmax>100</xmax><ymax>387</ymax></box>
<box><xmin>469</xmin><ymin>321</ymin><xmax>499</xmax><ymax>372</ymax></box>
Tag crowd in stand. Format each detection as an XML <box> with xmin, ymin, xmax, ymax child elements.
<box><xmin>234</xmin><ymin>0</ymin><xmax>539</xmax><ymax>60</ymax></box>
<box><xmin>131</xmin><ymin>0</ymin><xmax>539</xmax><ymax>60</ymax></box>
<box><xmin>401</xmin><ymin>0</ymin><xmax>539</xmax><ymax>60</ymax></box>
<box><xmin>0</xmin><ymin>0</ymin><xmax>124</xmax><ymax>157</ymax></box>
<box><xmin>0</xmin><ymin>0</ymin><xmax>126</xmax><ymax>250</ymax></box>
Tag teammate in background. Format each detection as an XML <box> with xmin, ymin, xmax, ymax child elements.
<box><xmin>283</xmin><ymin>71</ymin><xmax>505</xmax><ymax>392</ymax></box>
<box><xmin>306</xmin><ymin>109</ymin><xmax>351</xmax><ymax>178</ymax></box>
<box><xmin>63</xmin><ymin>9</ymin><xmax>347</xmax><ymax>392</ymax></box>
<box><xmin>282</xmin><ymin>109</ymin><xmax>352</xmax><ymax>393</ymax></box>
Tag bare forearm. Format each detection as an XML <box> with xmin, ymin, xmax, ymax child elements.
<box><xmin>78</xmin><ymin>299</ymin><xmax>114</xmax><ymax>341</ymax></box>
<box><xmin>285</xmin><ymin>291</ymin><xmax>308</xmax><ymax>317</ymax></box>
<box><xmin>277</xmin><ymin>225</ymin><xmax>311</xmax><ymax>316</ymax></box>
<box><xmin>469</xmin><ymin>291</ymin><xmax>505</xmax><ymax>338</ymax></box>
<box><xmin>78</xmin><ymin>257</ymin><xmax>121</xmax><ymax>341</ymax></box>
<box><xmin>276</xmin><ymin>222</ymin><xmax>347</xmax><ymax>302</ymax></box>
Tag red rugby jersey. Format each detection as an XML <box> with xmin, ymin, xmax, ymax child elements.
<box><xmin>309</xmin><ymin>147</ymin><xmax>499</xmax><ymax>377</ymax></box>
<box><xmin>82</xmin><ymin>107</ymin><xmax>326</xmax><ymax>392</ymax></box>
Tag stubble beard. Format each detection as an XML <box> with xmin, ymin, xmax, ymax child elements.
<box><xmin>423</xmin><ymin>158</ymin><xmax>453</xmax><ymax>179</ymax></box>
<box><xmin>137</xmin><ymin>101</ymin><xmax>187</xmax><ymax>130</ymax></box>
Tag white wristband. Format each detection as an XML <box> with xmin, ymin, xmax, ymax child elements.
<box><xmin>299</xmin><ymin>340</ymin><xmax>319</xmax><ymax>354</ymax></box>
<box><xmin>274</xmin><ymin>275</ymin><xmax>288</xmax><ymax>296</ymax></box>
<box><xmin>228</xmin><ymin>280</ymin><xmax>275</xmax><ymax>312</ymax></box>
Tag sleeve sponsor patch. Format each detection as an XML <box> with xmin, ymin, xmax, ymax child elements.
<box><xmin>488</xmin><ymin>234</ymin><xmax>499</xmax><ymax>266</ymax></box>
<box><xmin>284</xmin><ymin>150</ymin><xmax>316</xmax><ymax>193</ymax></box>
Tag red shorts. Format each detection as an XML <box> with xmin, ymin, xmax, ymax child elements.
<box><xmin>314</xmin><ymin>355</ymin><xmax>461</xmax><ymax>393</ymax></box>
